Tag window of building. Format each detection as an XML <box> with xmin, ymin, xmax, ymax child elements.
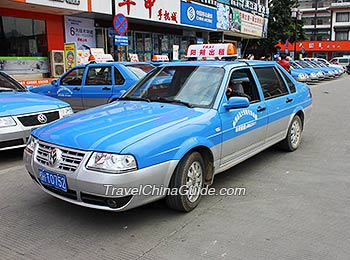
<box><xmin>335</xmin><ymin>31</ymin><xmax>349</xmax><ymax>40</ymax></box>
<box><xmin>0</xmin><ymin>16</ymin><xmax>47</xmax><ymax>57</ymax></box>
<box><xmin>336</xmin><ymin>12</ymin><xmax>350</xmax><ymax>23</ymax></box>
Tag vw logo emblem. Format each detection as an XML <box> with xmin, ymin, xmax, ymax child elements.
<box><xmin>37</xmin><ymin>114</ymin><xmax>48</xmax><ymax>124</ymax></box>
<box><xmin>187</xmin><ymin>6</ymin><xmax>196</xmax><ymax>21</ymax></box>
<box><xmin>48</xmin><ymin>148</ymin><xmax>62</xmax><ymax>167</ymax></box>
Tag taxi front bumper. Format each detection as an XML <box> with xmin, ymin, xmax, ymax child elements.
<box><xmin>23</xmin><ymin>142</ymin><xmax>178</xmax><ymax>211</ymax></box>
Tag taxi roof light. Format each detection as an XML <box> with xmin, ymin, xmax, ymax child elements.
<box><xmin>185</xmin><ymin>43</ymin><xmax>237</xmax><ymax>60</ymax></box>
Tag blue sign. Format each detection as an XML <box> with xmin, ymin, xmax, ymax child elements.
<box><xmin>115</xmin><ymin>35</ymin><xmax>129</xmax><ymax>46</ymax></box>
<box><xmin>196</xmin><ymin>38</ymin><xmax>204</xmax><ymax>44</ymax></box>
<box><xmin>180</xmin><ymin>1</ymin><xmax>217</xmax><ymax>30</ymax></box>
<box><xmin>113</xmin><ymin>13</ymin><xmax>128</xmax><ymax>35</ymax></box>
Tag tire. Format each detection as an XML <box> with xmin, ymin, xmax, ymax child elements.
<box><xmin>165</xmin><ymin>152</ymin><xmax>205</xmax><ymax>212</ymax></box>
<box><xmin>279</xmin><ymin>115</ymin><xmax>303</xmax><ymax>152</ymax></box>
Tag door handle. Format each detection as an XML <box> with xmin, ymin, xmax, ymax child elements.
<box><xmin>286</xmin><ymin>98</ymin><xmax>293</xmax><ymax>103</ymax></box>
<box><xmin>73</xmin><ymin>87</ymin><xmax>80</xmax><ymax>91</ymax></box>
<box><xmin>257</xmin><ymin>106</ymin><xmax>266</xmax><ymax>112</ymax></box>
<box><xmin>102</xmin><ymin>87</ymin><xmax>111</xmax><ymax>90</ymax></box>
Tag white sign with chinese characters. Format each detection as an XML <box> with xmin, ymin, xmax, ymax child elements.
<box><xmin>115</xmin><ymin>0</ymin><xmax>180</xmax><ymax>25</ymax></box>
<box><xmin>64</xmin><ymin>16</ymin><xmax>96</xmax><ymax>50</ymax></box>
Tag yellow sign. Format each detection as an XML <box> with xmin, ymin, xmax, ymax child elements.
<box><xmin>64</xmin><ymin>43</ymin><xmax>77</xmax><ymax>71</ymax></box>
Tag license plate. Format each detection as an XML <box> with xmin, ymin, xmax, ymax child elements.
<box><xmin>38</xmin><ymin>168</ymin><xmax>67</xmax><ymax>192</ymax></box>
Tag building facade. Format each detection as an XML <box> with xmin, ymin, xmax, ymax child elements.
<box><xmin>0</xmin><ymin>0</ymin><xmax>269</xmax><ymax>84</ymax></box>
<box><xmin>277</xmin><ymin>0</ymin><xmax>350</xmax><ymax>59</ymax></box>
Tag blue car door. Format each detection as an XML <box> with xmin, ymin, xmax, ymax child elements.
<box><xmin>56</xmin><ymin>67</ymin><xmax>85</xmax><ymax>111</ymax></box>
<box><xmin>82</xmin><ymin>65</ymin><xmax>113</xmax><ymax>109</ymax></box>
<box><xmin>219</xmin><ymin>68</ymin><xmax>268</xmax><ymax>167</ymax></box>
<box><xmin>253</xmin><ymin>66</ymin><xmax>295</xmax><ymax>145</ymax></box>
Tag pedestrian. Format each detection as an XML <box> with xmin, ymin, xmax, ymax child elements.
<box><xmin>278</xmin><ymin>53</ymin><xmax>291</xmax><ymax>73</ymax></box>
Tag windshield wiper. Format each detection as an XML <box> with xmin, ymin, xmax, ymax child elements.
<box><xmin>150</xmin><ymin>97</ymin><xmax>194</xmax><ymax>108</ymax></box>
<box><xmin>117</xmin><ymin>97</ymin><xmax>151</xmax><ymax>102</ymax></box>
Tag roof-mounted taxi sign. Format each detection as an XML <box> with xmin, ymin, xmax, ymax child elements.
<box><xmin>152</xmin><ymin>55</ymin><xmax>169</xmax><ymax>62</ymax></box>
<box><xmin>186</xmin><ymin>43</ymin><xmax>237</xmax><ymax>59</ymax></box>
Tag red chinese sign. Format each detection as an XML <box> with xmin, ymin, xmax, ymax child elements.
<box><xmin>116</xmin><ymin>0</ymin><xmax>180</xmax><ymax>25</ymax></box>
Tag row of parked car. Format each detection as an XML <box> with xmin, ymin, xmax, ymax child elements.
<box><xmin>0</xmin><ymin>55</ymin><xmax>342</xmax><ymax>152</ymax></box>
<box><xmin>290</xmin><ymin>57</ymin><xmax>346</xmax><ymax>83</ymax></box>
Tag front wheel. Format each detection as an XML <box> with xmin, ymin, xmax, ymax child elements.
<box><xmin>279</xmin><ymin>115</ymin><xmax>303</xmax><ymax>152</ymax></box>
<box><xmin>165</xmin><ymin>152</ymin><xmax>205</xmax><ymax>212</ymax></box>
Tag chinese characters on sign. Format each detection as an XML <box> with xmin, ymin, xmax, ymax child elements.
<box><xmin>158</xmin><ymin>9</ymin><xmax>178</xmax><ymax>23</ymax></box>
<box><xmin>116</xmin><ymin>0</ymin><xmax>180</xmax><ymax>25</ymax></box>
<box><xmin>230</xmin><ymin>0</ymin><xmax>269</xmax><ymax>17</ymax></box>
<box><xmin>186</xmin><ymin>44</ymin><xmax>235</xmax><ymax>58</ymax></box>
<box><xmin>64</xmin><ymin>16</ymin><xmax>96</xmax><ymax>50</ymax></box>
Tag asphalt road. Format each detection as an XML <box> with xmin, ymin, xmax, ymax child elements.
<box><xmin>1</xmin><ymin>75</ymin><xmax>350</xmax><ymax>260</ymax></box>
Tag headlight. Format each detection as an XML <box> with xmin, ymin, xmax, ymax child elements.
<box><xmin>86</xmin><ymin>152</ymin><xmax>137</xmax><ymax>173</ymax></box>
<box><xmin>25</xmin><ymin>135</ymin><xmax>38</xmax><ymax>154</ymax></box>
<box><xmin>0</xmin><ymin>116</ymin><xmax>16</xmax><ymax>128</ymax></box>
<box><xmin>60</xmin><ymin>106</ymin><xmax>74</xmax><ymax>117</ymax></box>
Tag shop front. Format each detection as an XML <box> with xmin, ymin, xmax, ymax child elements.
<box><xmin>0</xmin><ymin>7</ymin><xmax>64</xmax><ymax>82</ymax></box>
<box><xmin>275</xmin><ymin>40</ymin><xmax>350</xmax><ymax>60</ymax></box>
<box><xmin>0</xmin><ymin>0</ymin><xmax>112</xmax><ymax>84</ymax></box>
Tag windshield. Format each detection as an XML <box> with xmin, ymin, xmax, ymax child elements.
<box><xmin>125</xmin><ymin>64</ymin><xmax>155</xmax><ymax>79</ymax></box>
<box><xmin>125</xmin><ymin>65</ymin><xmax>224</xmax><ymax>108</ymax></box>
<box><xmin>290</xmin><ymin>62</ymin><xmax>300</xmax><ymax>69</ymax></box>
<box><xmin>0</xmin><ymin>72</ymin><xmax>26</xmax><ymax>92</ymax></box>
<box><xmin>297</xmin><ymin>60</ymin><xmax>314</xmax><ymax>68</ymax></box>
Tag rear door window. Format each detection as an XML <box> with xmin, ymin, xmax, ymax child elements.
<box><xmin>254</xmin><ymin>67</ymin><xmax>289</xmax><ymax>99</ymax></box>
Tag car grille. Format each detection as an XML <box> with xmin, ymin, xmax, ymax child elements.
<box><xmin>36</xmin><ymin>141</ymin><xmax>86</xmax><ymax>172</ymax></box>
<box><xmin>17</xmin><ymin>111</ymin><xmax>60</xmax><ymax>127</ymax></box>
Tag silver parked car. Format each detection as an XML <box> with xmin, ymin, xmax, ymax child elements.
<box><xmin>0</xmin><ymin>71</ymin><xmax>73</xmax><ymax>151</ymax></box>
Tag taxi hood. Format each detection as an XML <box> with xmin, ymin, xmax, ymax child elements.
<box><xmin>0</xmin><ymin>91</ymin><xmax>68</xmax><ymax>116</ymax></box>
<box><xmin>32</xmin><ymin>101</ymin><xmax>206</xmax><ymax>153</ymax></box>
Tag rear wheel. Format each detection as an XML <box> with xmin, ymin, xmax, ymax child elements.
<box><xmin>165</xmin><ymin>152</ymin><xmax>205</xmax><ymax>212</ymax></box>
<box><xmin>279</xmin><ymin>115</ymin><xmax>303</xmax><ymax>152</ymax></box>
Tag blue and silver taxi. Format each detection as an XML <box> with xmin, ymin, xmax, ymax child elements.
<box><xmin>0</xmin><ymin>71</ymin><xmax>73</xmax><ymax>151</ymax></box>
<box><xmin>24</xmin><ymin>58</ymin><xmax>312</xmax><ymax>212</ymax></box>
<box><xmin>30</xmin><ymin>62</ymin><xmax>155</xmax><ymax>111</ymax></box>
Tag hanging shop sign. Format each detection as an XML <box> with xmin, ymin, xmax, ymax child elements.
<box><xmin>64</xmin><ymin>16</ymin><xmax>96</xmax><ymax>50</ymax></box>
<box><xmin>115</xmin><ymin>0</ymin><xmax>180</xmax><ymax>25</ymax></box>
<box><xmin>217</xmin><ymin>5</ymin><xmax>268</xmax><ymax>38</ymax></box>
<box><xmin>180</xmin><ymin>0</ymin><xmax>217</xmax><ymax>30</ymax></box>
<box><xmin>229</xmin><ymin>0</ymin><xmax>269</xmax><ymax>17</ymax></box>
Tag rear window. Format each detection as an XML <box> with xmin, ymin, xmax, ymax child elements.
<box><xmin>125</xmin><ymin>64</ymin><xmax>155</xmax><ymax>79</ymax></box>
<box><xmin>339</xmin><ymin>58</ymin><xmax>349</xmax><ymax>63</ymax></box>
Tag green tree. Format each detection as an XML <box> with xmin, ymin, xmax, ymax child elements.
<box><xmin>243</xmin><ymin>0</ymin><xmax>306</xmax><ymax>58</ymax></box>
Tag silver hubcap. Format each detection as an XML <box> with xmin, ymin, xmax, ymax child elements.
<box><xmin>290</xmin><ymin>120</ymin><xmax>301</xmax><ymax>148</ymax></box>
<box><xmin>185</xmin><ymin>161</ymin><xmax>203</xmax><ymax>203</ymax></box>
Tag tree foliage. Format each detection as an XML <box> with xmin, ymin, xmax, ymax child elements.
<box><xmin>243</xmin><ymin>0</ymin><xmax>306</xmax><ymax>58</ymax></box>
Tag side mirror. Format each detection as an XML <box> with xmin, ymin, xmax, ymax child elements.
<box><xmin>224</xmin><ymin>96</ymin><xmax>250</xmax><ymax>110</ymax></box>
<box><xmin>26</xmin><ymin>85</ymin><xmax>34</xmax><ymax>91</ymax></box>
<box><xmin>51</xmin><ymin>79</ymin><xmax>58</xmax><ymax>86</ymax></box>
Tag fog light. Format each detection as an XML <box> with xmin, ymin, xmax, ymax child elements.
<box><xmin>106</xmin><ymin>199</ymin><xmax>119</xmax><ymax>208</ymax></box>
